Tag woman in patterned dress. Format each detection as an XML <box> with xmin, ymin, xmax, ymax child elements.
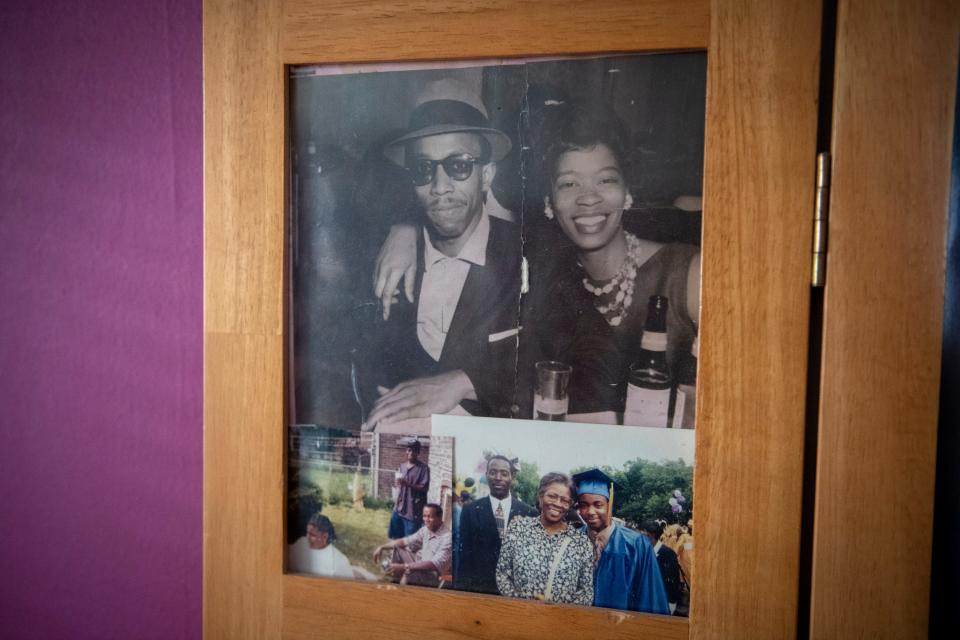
<box><xmin>495</xmin><ymin>472</ymin><xmax>594</xmax><ymax>605</ymax></box>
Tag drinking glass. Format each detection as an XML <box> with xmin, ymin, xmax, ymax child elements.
<box><xmin>533</xmin><ymin>360</ymin><xmax>572</xmax><ymax>421</ymax></box>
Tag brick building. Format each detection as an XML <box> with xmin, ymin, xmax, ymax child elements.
<box><xmin>370</xmin><ymin>433</ymin><xmax>453</xmax><ymax>508</ymax></box>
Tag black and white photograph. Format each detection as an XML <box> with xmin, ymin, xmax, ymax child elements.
<box><xmin>288</xmin><ymin>53</ymin><xmax>706</xmax><ymax>436</ymax></box>
<box><xmin>434</xmin><ymin>414</ymin><xmax>695</xmax><ymax>615</ymax></box>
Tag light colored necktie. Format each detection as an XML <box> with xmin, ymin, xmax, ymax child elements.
<box><xmin>495</xmin><ymin>503</ymin><xmax>506</xmax><ymax>539</ymax></box>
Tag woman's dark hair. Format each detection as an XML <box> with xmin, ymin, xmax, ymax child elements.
<box><xmin>543</xmin><ymin>104</ymin><xmax>631</xmax><ymax>184</ymax></box>
<box><xmin>307</xmin><ymin>512</ymin><xmax>336</xmax><ymax>541</ymax></box>
<box><xmin>537</xmin><ymin>472</ymin><xmax>577</xmax><ymax>502</ymax></box>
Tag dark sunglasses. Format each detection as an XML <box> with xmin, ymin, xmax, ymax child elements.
<box><xmin>406</xmin><ymin>154</ymin><xmax>485</xmax><ymax>186</ymax></box>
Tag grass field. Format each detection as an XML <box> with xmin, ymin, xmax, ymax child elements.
<box><xmin>298</xmin><ymin>465</ymin><xmax>370</xmax><ymax>503</ymax></box>
<box><xmin>323</xmin><ymin>503</ymin><xmax>393</xmax><ymax>576</ymax></box>
<box><xmin>292</xmin><ymin>463</ymin><xmax>396</xmax><ymax>576</ymax></box>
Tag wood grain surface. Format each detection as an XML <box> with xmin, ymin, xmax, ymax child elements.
<box><xmin>283</xmin><ymin>576</ymin><xmax>688</xmax><ymax>640</ymax></box>
<box><xmin>204</xmin><ymin>1</ymin><xmax>824</xmax><ymax>638</ymax></box>
<box><xmin>810</xmin><ymin>1</ymin><xmax>959</xmax><ymax>637</ymax></box>
<box><xmin>204</xmin><ymin>0</ymin><xmax>287</xmax><ymax>638</ymax></box>
<box><xmin>282</xmin><ymin>0</ymin><xmax>709</xmax><ymax>64</ymax></box>
<box><xmin>691</xmin><ymin>2</ymin><xmax>822</xmax><ymax>638</ymax></box>
<box><xmin>204</xmin><ymin>333</ymin><xmax>286</xmax><ymax>639</ymax></box>
<box><xmin>204</xmin><ymin>0</ymin><xmax>286</xmax><ymax>335</ymax></box>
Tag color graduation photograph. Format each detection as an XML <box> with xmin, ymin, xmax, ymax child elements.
<box><xmin>434</xmin><ymin>415</ymin><xmax>695</xmax><ymax>615</ymax></box>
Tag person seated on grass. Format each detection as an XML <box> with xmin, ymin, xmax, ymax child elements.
<box><xmin>288</xmin><ymin>512</ymin><xmax>353</xmax><ymax>579</ymax></box>
<box><xmin>372</xmin><ymin>503</ymin><xmax>451</xmax><ymax>587</ymax></box>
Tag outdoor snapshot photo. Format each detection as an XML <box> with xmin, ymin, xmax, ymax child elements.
<box><xmin>434</xmin><ymin>415</ymin><xmax>695</xmax><ymax>615</ymax></box>
<box><xmin>287</xmin><ymin>429</ymin><xmax>454</xmax><ymax>585</ymax></box>
<box><xmin>288</xmin><ymin>52</ymin><xmax>706</xmax><ymax>435</ymax></box>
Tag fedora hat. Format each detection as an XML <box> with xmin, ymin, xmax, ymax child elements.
<box><xmin>383</xmin><ymin>99</ymin><xmax>512</xmax><ymax>167</ymax></box>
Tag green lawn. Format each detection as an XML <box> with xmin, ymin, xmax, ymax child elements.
<box><xmin>298</xmin><ymin>466</ymin><xmax>370</xmax><ymax>503</ymax></box>
<box><xmin>292</xmin><ymin>463</ymin><xmax>395</xmax><ymax>576</ymax></box>
<box><xmin>323</xmin><ymin>503</ymin><xmax>393</xmax><ymax>576</ymax></box>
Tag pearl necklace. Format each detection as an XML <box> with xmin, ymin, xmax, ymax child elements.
<box><xmin>582</xmin><ymin>232</ymin><xmax>643</xmax><ymax>327</ymax></box>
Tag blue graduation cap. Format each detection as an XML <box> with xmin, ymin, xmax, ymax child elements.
<box><xmin>572</xmin><ymin>468</ymin><xmax>621</xmax><ymax>498</ymax></box>
<box><xmin>572</xmin><ymin>468</ymin><xmax>623</xmax><ymax>527</ymax></box>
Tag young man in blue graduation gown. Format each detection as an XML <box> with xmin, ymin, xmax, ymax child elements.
<box><xmin>573</xmin><ymin>469</ymin><xmax>670</xmax><ymax>614</ymax></box>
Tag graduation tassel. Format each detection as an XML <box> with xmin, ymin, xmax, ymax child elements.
<box><xmin>607</xmin><ymin>482</ymin><xmax>615</xmax><ymax>528</ymax></box>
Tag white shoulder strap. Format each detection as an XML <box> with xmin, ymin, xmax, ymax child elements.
<box><xmin>543</xmin><ymin>536</ymin><xmax>574</xmax><ymax>603</ymax></box>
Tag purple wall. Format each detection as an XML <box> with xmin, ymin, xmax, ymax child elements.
<box><xmin>0</xmin><ymin>2</ymin><xmax>203</xmax><ymax>638</ymax></box>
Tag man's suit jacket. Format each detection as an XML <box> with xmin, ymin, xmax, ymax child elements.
<box><xmin>655</xmin><ymin>542</ymin><xmax>683</xmax><ymax>604</ymax></box>
<box><xmin>455</xmin><ymin>494</ymin><xmax>537</xmax><ymax>594</ymax></box>
<box><xmin>359</xmin><ymin>216</ymin><xmax>523</xmax><ymax>419</ymax></box>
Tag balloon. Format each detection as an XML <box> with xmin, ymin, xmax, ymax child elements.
<box><xmin>672</xmin><ymin>504</ymin><xmax>682</xmax><ymax>513</ymax></box>
<box><xmin>668</xmin><ymin>497</ymin><xmax>678</xmax><ymax>507</ymax></box>
<box><xmin>673</xmin><ymin>489</ymin><xmax>683</xmax><ymax>498</ymax></box>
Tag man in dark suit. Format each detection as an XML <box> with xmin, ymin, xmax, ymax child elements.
<box><xmin>455</xmin><ymin>455</ymin><xmax>537</xmax><ymax>594</ymax></box>
<box><xmin>361</xmin><ymin>99</ymin><xmax>522</xmax><ymax>428</ymax></box>
<box><xmin>641</xmin><ymin>520</ymin><xmax>683</xmax><ymax>614</ymax></box>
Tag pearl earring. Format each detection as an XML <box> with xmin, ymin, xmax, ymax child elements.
<box><xmin>624</xmin><ymin>193</ymin><xmax>634</xmax><ymax>211</ymax></box>
<box><xmin>544</xmin><ymin>197</ymin><xmax>554</xmax><ymax>220</ymax></box>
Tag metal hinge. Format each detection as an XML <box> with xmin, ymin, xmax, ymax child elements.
<box><xmin>811</xmin><ymin>152</ymin><xmax>831</xmax><ymax>287</ymax></box>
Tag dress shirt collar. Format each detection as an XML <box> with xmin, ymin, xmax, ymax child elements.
<box><xmin>489</xmin><ymin>493</ymin><xmax>512</xmax><ymax>516</ymax></box>
<box><xmin>425</xmin><ymin>524</ymin><xmax>450</xmax><ymax>539</ymax></box>
<box><xmin>654</xmin><ymin>540</ymin><xmax>663</xmax><ymax>554</ymax></box>
<box><xmin>423</xmin><ymin>211</ymin><xmax>489</xmax><ymax>269</ymax></box>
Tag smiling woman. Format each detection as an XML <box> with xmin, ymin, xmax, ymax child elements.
<box><xmin>494</xmin><ymin>472</ymin><xmax>594</xmax><ymax>605</ymax></box>
<box><xmin>549</xmin><ymin>143</ymin><xmax>632</xmax><ymax>255</ymax></box>
<box><xmin>541</xmin><ymin>105</ymin><xmax>701</xmax><ymax>371</ymax></box>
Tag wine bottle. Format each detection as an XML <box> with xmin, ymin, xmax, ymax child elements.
<box><xmin>676</xmin><ymin>336</ymin><xmax>698</xmax><ymax>429</ymax></box>
<box><xmin>624</xmin><ymin>295</ymin><xmax>674</xmax><ymax>428</ymax></box>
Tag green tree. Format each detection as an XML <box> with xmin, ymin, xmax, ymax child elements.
<box><xmin>475</xmin><ymin>450</ymin><xmax>540</xmax><ymax>506</ymax></box>
<box><xmin>512</xmin><ymin>459</ymin><xmax>541</xmax><ymax>506</ymax></box>
<box><xmin>572</xmin><ymin>458</ymin><xmax>693</xmax><ymax>525</ymax></box>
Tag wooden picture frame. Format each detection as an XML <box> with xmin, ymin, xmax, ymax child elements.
<box><xmin>204</xmin><ymin>1</ymin><xmax>823</xmax><ymax>638</ymax></box>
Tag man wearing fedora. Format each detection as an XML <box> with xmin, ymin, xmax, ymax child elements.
<box><xmin>360</xmin><ymin>99</ymin><xmax>523</xmax><ymax>429</ymax></box>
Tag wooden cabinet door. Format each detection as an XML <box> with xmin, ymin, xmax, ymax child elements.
<box><xmin>203</xmin><ymin>1</ymin><xmax>822</xmax><ymax>638</ymax></box>
<box><xmin>810</xmin><ymin>1</ymin><xmax>958</xmax><ymax>638</ymax></box>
